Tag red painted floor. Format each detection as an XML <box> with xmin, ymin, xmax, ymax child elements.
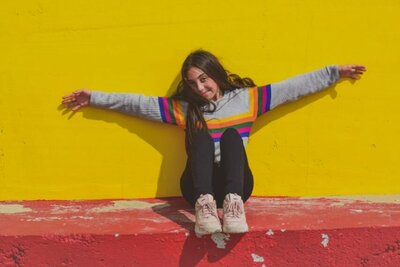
<box><xmin>1</xmin><ymin>195</ymin><xmax>400</xmax><ymax>266</ymax></box>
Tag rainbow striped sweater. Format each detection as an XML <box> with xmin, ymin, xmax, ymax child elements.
<box><xmin>90</xmin><ymin>66</ymin><xmax>340</xmax><ymax>162</ymax></box>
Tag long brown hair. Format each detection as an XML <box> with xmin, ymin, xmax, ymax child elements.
<box><xmin>172</xmin><ymin>50</ymin><xmax>256</xmax><ymax>143</ymax></box>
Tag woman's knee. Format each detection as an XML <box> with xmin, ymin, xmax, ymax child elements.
<box><xmin>220</xmin><ymin>128</ymin><xmax>241</xmax><ymax>145</ymax></box>
<box><xmin>187</xmin><ymin>129</ymin><xmax>214</xmax><ymax>151</ymax></box>
<box><xmin>191</xmin><ymin>129</ymin><xmax>213</xmax><ymax>143</ymax></box>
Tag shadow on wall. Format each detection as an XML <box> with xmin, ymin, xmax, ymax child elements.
<box><xmin>58</xmin><ymin>72</ymin><xmax>347</xmax><ymax>198</ymax></box>
<box><xmin>58</xmin><ymin>72</ymin><xmax>186</xmax><ymax>198</ymax></box>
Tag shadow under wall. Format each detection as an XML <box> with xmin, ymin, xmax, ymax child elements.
<box><xmin>60</xmin><ymin>72</ymin><xmax>348</xmax><ymax>198</ymax></box>
<box><xmin>151</xmin><ymin>199</ymin><xmax>245</xmax><ymax>266</ymax></box>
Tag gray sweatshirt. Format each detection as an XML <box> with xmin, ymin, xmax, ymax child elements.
<box><xmin>90</xmin><ymin>66</ymin><xmax>340</xmax><ymax>162</ymax></box>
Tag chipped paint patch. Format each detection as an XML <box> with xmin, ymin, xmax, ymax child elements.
<box><xmin>251</xmin><ymin>253</ymin><xmax>264</xmax><ymax>262</ymax></box>
<box><xmin>329</xmin><ymin>201</ymin><xmax>347</xmax><ymax>207</ymax></box>
<box><xmin>0</xmin><ymin>204</ymin><xmax>32</xmax><ymax>214</ymax></box>
<box><xmin>339</xmin><ymin>195</ymin><xmax>400</xmax><ymax>204</ymax></box>
<box><xmin>114</xmin><ymin>233</ymin><xmax>119</xmax><ymax>237</ymax></box>
<box><xmin>139</xmin><ymin>217</ymin><xmax>169</xmax><ymax>224</ymax></box>
<box><xmin>281</xmin><ymin>229</ymin><xmax>286</xmax><ymax>232</ymax></box>
<box><xmin>266</xmin><ymin>229</ymin><xmax>274</xmax><ymax>236</ymax></box>
<box><xmin>89</xmin><ymin>200</ymin><xmax>170</xmax><ymax>213</ymax></box>
<box><xmin>26</xmin><ymin>216</ymin><xmax>62</xmax><ymax>222</ymax></box>
<box><xmin>321</xmin><ymin>233</ymin><xmax>329</xmax><ymax>247</ymax></box>
<box><xmin>249</xmin><ymin>197</ymin><xmax>324</xmax><ymax>207</ymax></box>
<box><xmin>211</xmin><ymin>233</ymin><xmax>230</xmax><ymax>249</ymax></box>
<box><xmin>70</xmin><ymin>216</ymin><xmax>93</xmax><ymax>220</ymax></box>
<box><xmin>51</xmin><ymin>204</ymin><xmax>82</xmax><ymax>214</ymax></box>
<box><xmin>350</xmin><ymin>209</ymin><xmax>363</xmax><ymax>213</ymax></box>
<box><xmin>303</xmin><ymin>195</ymin><xmax>400</xmax><ymax>205</ymax></box>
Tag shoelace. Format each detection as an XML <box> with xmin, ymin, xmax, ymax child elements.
<box><xmin>225</xmin><ymin>200</ymin><xmax>243</xmax><ymax>218</ymax></box>
<box><xmin>200</xmin><ymin>202</ymin><xmax>217</xmax><ymax>218</ymax></box>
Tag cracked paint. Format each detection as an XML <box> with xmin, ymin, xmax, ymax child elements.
<box><xmin>211</xmin><ymin>233</ymin><xmax>230</xmax><ymax>249</ymax></box>
<box><xmin>70</xmin><ymin>216</ymin><xmax>93</xmax><ymax>220</ymax></box>
<box><xmin>88</xmin><ymin>200</ymin><xmax>170</xmax><ymax>213</ymax></box>
<box><xmin>50</xmin><ymin>204</ymin><xmax>82</xmax><ymax>214</ymax></box>
<box><xmin>26</xmin><ymin>216</ymin><xmax>62</xmax><ymax>222</ymax></box>
<box><xmin>251</xmin><ymin>253</ymin><xmax>265</xmax><ymax>262</ymax></box>
<box><xmin>0</xmin><ymin>204</ymin><xmax>32</xmax><ymax>214</ymax></box>
<box><xmin>321</xmin><ymin>233</ymin><xmax>329</xmax><ymax>247</ymax></box>
<box><xmin>350</xmin><ymin>209</ymin><xmax>363</xmax><ymax>213</ymax></box>
<box><xmin>266</xmin><ymin>229</ymin><xmax>274</xmax><ymax>236</ymax></box>
<box><xmin>304</xmin><ymin>195</ymin><xmax>400</xmax><ymax>206</ymax></box>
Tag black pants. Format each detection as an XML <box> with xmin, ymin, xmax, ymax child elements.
<box><xmin>180</xmin><ymin>128</ymin><xmax>254</xmax><ymax>208</ymax></box>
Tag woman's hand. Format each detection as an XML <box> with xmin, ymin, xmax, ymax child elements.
<box><xmin>339</xmin><ymin>65</ymin><xmax>367</xmax><ymax>80</ymax></box>
<box><xmin>62</xmin><ymin>89</ymin><xmax>91</xmax><ymax>111</ymax></box>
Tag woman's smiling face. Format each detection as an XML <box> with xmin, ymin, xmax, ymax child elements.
<box><xmin>186</xmin><ymin>67</ymin><xmax>222</xmax><ymax>101</ymax></box>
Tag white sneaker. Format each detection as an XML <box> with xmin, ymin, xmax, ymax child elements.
<box><xmin>195</xmin><ymin>194</ymin><xmax>222</xmax><ymax>235</ymax></box>
<box><xmin>222</xmin><ymin>193</ymin><xmax>249</xmax><ymax>233</ymax></box>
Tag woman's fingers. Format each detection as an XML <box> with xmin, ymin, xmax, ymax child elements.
<box><xmin>71</xmin><ymin>104</ymin><xmax>81</xmax><ymax>112</ymax></box>
<box><xmin>62</xmin><ymin>90</ymin><xmax>85</xmax><ymax>100</ymax></box>
<box><xmin>340</xmin><ymin>64</ymin><xmax>367</xmax><ymax>80</ymax></box>
<box><xmin>352</xmin><ymin>66</ymin><xmax>367</xmax><ymax>75</ymax></box>
<box><xmin>63</xmin><ymin>101</ymin><xmax>80</xmax><ymax>111</ymax></box>
<box><xmin>62</xmin><ymin>90</ymin><xmax>89</xmax><ymax>112</ymax></box>
<box><xmin>354</xmin><ymin>65</ymin><xmax>367</xmax><ymax>71</ymax></box>
<box><xmin>62</xmin><ymin>97</ymin><xmax>75</xmax><ymax>104</ymax></box>
<box><xmin>62</xmin><ymin>95</ymin><xmax>74</xmax><ymax>100</ymax></box>
<box><xmin>354</xmin><ymin>65</ymin><xmax>366</xmax><ymax>79</ymax></box>
<box><xmin>61</xmin><ymin>94</ymin><xmax>78</xmax><ymax>110</ymax></box>
<box><xmin>63</xmin><ymin>101</ymin><xmax>77</xmax><ymax>108</ymax></box>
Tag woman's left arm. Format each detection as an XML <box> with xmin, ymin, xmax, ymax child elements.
<box><xmin>264</xmin><ymin>65</ymin><xmax>366</xmax><ymax>111</ymax></box>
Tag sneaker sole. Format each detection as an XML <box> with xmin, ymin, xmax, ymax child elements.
<box><xmin>223</xmin><ymin>224</ymin><xmax>249</xmax><ymax>234</ymax></box>
<box><xmin>195</xmin><ymin>224</ymin><xmax>222</xmax><ymax>236</ymax></box>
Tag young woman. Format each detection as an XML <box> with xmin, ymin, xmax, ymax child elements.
<box><xmin>62</xmin><ymin>50</ymin><xmax>366</xmax><ymax>235</ymax></box>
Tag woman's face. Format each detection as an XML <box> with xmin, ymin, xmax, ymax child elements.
<box><xmin>186</xmin><ymin>67</ymin><xmax>221</xmax><ymax>101</ymax></box>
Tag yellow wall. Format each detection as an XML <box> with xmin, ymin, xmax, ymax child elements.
<box><xmin>1</xmin><ymin>0</ymin><xmax>399</xmax><ymax>200</ymax></box>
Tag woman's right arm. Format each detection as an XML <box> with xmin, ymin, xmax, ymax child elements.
<box><xmin>61</xmin><ymin>89</ymin><xmax>187</xmax><ymax>128</ymax></box>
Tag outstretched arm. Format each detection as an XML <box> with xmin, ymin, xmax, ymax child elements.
<box><xmin>266</xmin><ymin>64</ymin><xmax>366</xmax><ymax>111</ymax></box>
<box><xmin>61</xmin><ymin>89</ymin><xmax>187</xmax><ymax>127</ymax></box>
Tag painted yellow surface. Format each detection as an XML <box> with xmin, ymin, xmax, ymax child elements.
<box><xmin>0</xmin><ymin>0</ymin><xmax>399</xmax><ymax>200</ymax></box>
